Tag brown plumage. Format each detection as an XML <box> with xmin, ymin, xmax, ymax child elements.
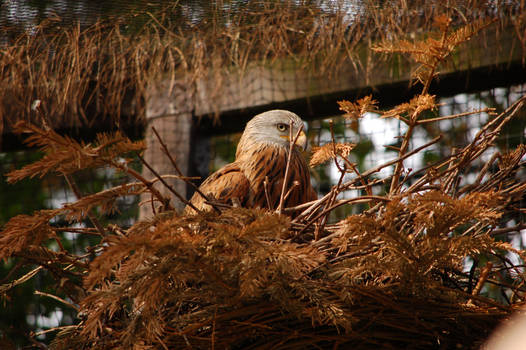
<box><xmin>185</xmin><ymin>110</ymin><xmax>317</xmax><ymax>215</ymax></box>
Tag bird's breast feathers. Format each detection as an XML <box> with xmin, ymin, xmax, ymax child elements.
<box><xmin>186</xmin><ymin>143</ymin><xmax>315</xmax><ymax>214</ymax></box>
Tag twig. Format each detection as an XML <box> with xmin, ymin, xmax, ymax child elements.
<box><xmin>316</xmin><ymin>162</ymin><xmax>347</xmax><ymax>240</ymax></box>
<box><xmin>151</xmin><ymin>126</ymin><xmax>221</xmax><ymax>213</ymax></box>
<box><xmin>472</xmin><ymin>262</ymin><xmax>493</xmax><ymax>297</ymax></box>
<box><xmin>54</xmin><ymin>227</ymin><xmax>101</xmax><ymax>235</ymax></box>
<box><xmin>431</xmin><ymin>95</ymin><xmax>526</xmax><ymax>196</ymax></box>
<box><xmin>263</xmin><ymin>176</ymin><xmax>272</xmax><ymax>210</ymax></box>
<box><xmin>297</xmin><ymin>196</ymin><xmax>390</xmax><ymax>236</ymax></box>
<box><xmin>282</xmin><ymin>199</ymin><xmax>318</xmax><ymax>213</ymax></box>
<box><xmin>110</xmin><ymin>160</ymin><xmax>174</xmax><ymax>212</ymax></box>
<box><xmin>204</xmin><ymin>200</ymin><xmax>234</xmax><ymax>210</ymax></box>
<box><xmin>35</xmin><ymin>290</ymin><xmax>79</xmax><ymax>311</ymax></box>
<box><xmin>312</xmin><ymin>121</ymin><xmax>348</xmax><ymax>238</ymax></box>
<box><xmin>277</xmin><ymin>121</ymin><xmax>304</xmax><ymax>214</ymax></box>
<box><xmin>150</xmin><ymin>192</ymin><xmax>157</xmax><ymax>215</ymax></box>
<box><xmin>32</xmin><ymin>325</ymin><xmax>78</xmax><ymax>338</ymax></box>
<box><xmin>443</xmin><ymin>147</ymin><xmax>460</xmax><ymax>194</ymax></box>
<box><xmin>467</xmin><ymin>258</ymin><xmax>478</xmax><ymax>294</ymax></box>
<box><xmin>416</xmin><ymin>107</ymin><xmax>496</xmax><ymax>124</ymax></box>
<box><xmin>389</xmin><ymin>122</ymin><xmax>416</xmax><ymax>195</ymax></box>
<box><xmin>457</xmin><ymin>151</ymin><xmax>500</xmax><ymax>195</ymax></box>
<box><xmin>329</xmin><ymin>120</ymin><xmax>344</xmax><ymax>173</ymax></box>
<box><xmin>474</xmin><ymin>95</ymin><xmax>526</xmax><ymax>143</ymax></box>
<box><xmin>454</xmin><ymin>96</ymin><xmax>525</xmax><ymax>176</ymax></box>
<box><xmin>285</xmin><ymin>178</ymin><xmax>389</xmax><ymax>214</ymax></box>
<box><xmin>347</xmin><ymin>161</ymin><xmax>373</xmax><ymax>197</ymax></box>
<box><xmin>293</xmin><ymin>135</ymin><xmax>441</xmax><ymax>223</ymax></box>
<box><xmin>137</xmin><ymin>152</ymin><xmax>200</xmax><ymax>213</ymax></box>
<box><xmin>282</xmin><ymin>181</ymin><xmax>300</xmax><ymax>204</ymax></box>
<box><xmin>347</xmin><ymin>135</ymin><xmax>442</xmax><ymax>192</ymax></box>
<box><xmin>64</xmin><ymin>174</ymin><xmax>106</xmax><ymax>237</ymax></box>
<box><xmin>490</xmin><ymin>224</ymin><xmax>526</xmax><ymax>236</ymax></box>
<box><xmin>0</xmin><ymin>266</ymin><xmax>43</xmax><ymax>294</ymax></box>
<box><xmin>328</xmin><ymin>246</ymin><xmax>381</xmax><ymax>264</ymax></box>
<box><xmin>156</xmin><ymin>335</ymin><xmax>170</xmax><ymax>350</ymax></box>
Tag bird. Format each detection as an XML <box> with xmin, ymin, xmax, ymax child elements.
<box><xmin>184</xmin><ymin>110</ymin><xmax>317</xmax><ymax>216</ymax></box>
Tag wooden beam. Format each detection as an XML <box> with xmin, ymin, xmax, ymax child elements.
<box><xmin>192</xmin><ymin>25</ymin><xmax>526</xmax><ymax>135</ymax></box>
<box><xmin>194</xmin><ymin>60</ymin><xmax>526</xmax><ymax>136</ymax></box>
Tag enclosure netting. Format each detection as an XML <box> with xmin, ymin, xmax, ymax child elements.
<box><xmin>1</xmin><ymin>1</ymin><xmax>526</xmax><ymax>348</ymax></box>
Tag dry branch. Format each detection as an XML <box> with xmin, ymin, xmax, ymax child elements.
<box><xmin>151</xmin><ymin>126</ymin><xmax>220</xmax><ymax>213</ymax></box>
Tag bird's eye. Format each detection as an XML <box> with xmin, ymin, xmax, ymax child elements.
<box><xmin>276</xmin><ymin>123</ymin><xmax>288</xmax><ymax>132</ymax></box>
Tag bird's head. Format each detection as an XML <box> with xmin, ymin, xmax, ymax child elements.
<box><xmin>237</xmin><ymin>110</ymin><xmax>307</xmax><ymax>156</ymax></box>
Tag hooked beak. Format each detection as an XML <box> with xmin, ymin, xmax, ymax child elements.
<box><xmin>295</xmin><ymin>130</ymin><xmax>307</xmax><ymax>151</ymax></box>
<box><xmin>282</xmin><ymin>130</ymin><xmax>307</xmax><ymax>151</ymax></box>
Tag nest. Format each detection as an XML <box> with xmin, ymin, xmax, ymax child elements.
<box><xmin>1</xmin><ymin>14</ymin><xmax>526</xmax><ymax>349</ymax></box>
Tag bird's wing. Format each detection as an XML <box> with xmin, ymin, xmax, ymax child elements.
<box><xmin>184</xmin><ymin>162</ymin><xmax>250</xmax><ymax>214</ymax></box>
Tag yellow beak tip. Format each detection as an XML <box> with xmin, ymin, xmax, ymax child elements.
<box><xmin>295</xmin><ymin>131</ymin><xmax>307</xmax><ymax>150</ymax></box>
<box><xmin>280</xmin><ymin>131</ymin><xmax>307</xmax><ymax>150</ymax></box>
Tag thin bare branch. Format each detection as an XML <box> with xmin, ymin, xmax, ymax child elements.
<box><xmin>136</xmin><ymin>152</ymin><xmax>199</xmax><ymax>213</ymax></box>
<box><xmin>0</xmin><ymin>266</ymin><xmax>43</xmax><ymax>294</ymax></box>
<box><xmin>151</xmin><ymin>126</ymin><xmax>221</xmax><ymax>213</ymax></box>
<box><xmin>35</xmin><ymin>290</ymin><xmax>79</xmax><ymax>312</ymax></box>
<box><xmin>64</xmin><ymin>174</ymin><xmax>106</xmax><ymax>237</ymax></box>
<box><xmin>277</xmin><ymin>121</ymin><xmax>304</xmax><ymax>214</ymax></box>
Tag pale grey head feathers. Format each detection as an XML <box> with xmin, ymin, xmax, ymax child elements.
<box><xmin>238</xmin><ymin>110</ymin><xmax>307</xmax><ymax>154</ymax></box>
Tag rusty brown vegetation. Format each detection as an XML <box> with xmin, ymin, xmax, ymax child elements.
<box><xmin>0</xmin><ymin>1</ymin><xmax>525</xmax><ymax>137</ymax></box>
<box><xmin>1</xmin><ymin>4</ymin><xmax>526</xmax><ymax>350</ymax></box>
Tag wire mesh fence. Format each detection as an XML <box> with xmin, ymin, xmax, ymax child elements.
<box><xmin>3</xmin><ymin>85</ymin><xmax>524</xmax><ymax>224</ymax></box>
<box><xmin>210</xmin><ymin>84</ymin><xmax>525</xmax><ymax>194</ymax></box>
<box><xmin>1</xmin><ymin>1</ymin><xmax>526</xmax><ymax>348</ymax></box>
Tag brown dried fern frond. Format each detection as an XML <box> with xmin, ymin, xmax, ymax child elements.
<box><xmin>310</xmin><ymin>142</ymin><xmax>356</xmax><ymax>167</ymax></box>
<box><xmin>408</xmin><ymin>190</ymin><xmax>504</xmax><ymax>237</ymax></box>
<box><xmin>372</xmin><ymin>17</ymin><xmax>494</xmax><ymax>92</ymax></box>
<box><xmin>381</xmin><ymin>93</ymin><xmax>438</xmax><ymax>121</ymax></box>
<box><xmin>325</xmin><ymin>189</ymin><xmax>519</xmax><ymax>296</ymax></box>
<box><xmin>7</xmin><ymin>121</ymin><xmax>144</xmax><ymax>183</ymax></box>
<box><xmin>338</xmin><ymin>95</ymin><xmax>378</xmax><ymax>121</ymax></box>
<box><xmin>76</xmin><ymin>208</ymin><xmax>334</xmax><ymax>346</ymax></box>
<box><xmin>61</xmin><ymin>182</ymin><xmax>146</xmax><ymax>222</ymax></box>
<box><xmin>0</xmin><ymin>209</ymin><xmax>60</xmax><ymax>261</ymax></box>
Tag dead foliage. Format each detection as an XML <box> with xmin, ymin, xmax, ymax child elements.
<box><xmin>1</xmin><ymin>12</ymin><xmax>526</xmax><ymax>350</ymax></box>
<box><xmin>338</xmin><ymin>95</ymin><xmax>378</xmax><ymax>121</ymax></box>
<box><xmin>0</xmin><ymin>1</ymin><xmax>525</xmax><ymax>135</ymax></box>
<box><xmin>310</xmin><ymin>142</ymin><xmax>356</xmax><ymax>167</ymax></box>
